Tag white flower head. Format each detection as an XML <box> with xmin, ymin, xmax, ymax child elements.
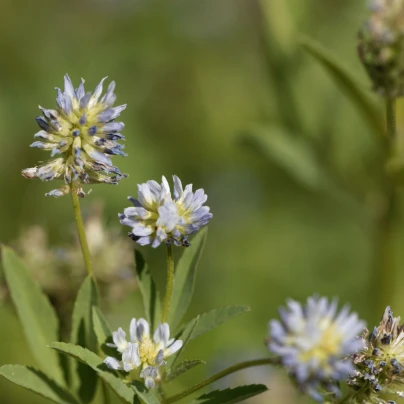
<box><xmin>22</xmin><ymin>74</ymin><xmax>127</xmax><ymax>197</ymax></box>
<box><xmin>119</xmin><ymin>175</ymin><xmax>212</xmax><ymax>248</ymax></box>
<box><xmin>268</xmin><ymin>295</ymin><xmax>366</xmax><ymax>402</ymax></box>
<box><xmin>104</xmin><ymin>318</ymin><xmax>183</xmax><ymax>388</ymax></box>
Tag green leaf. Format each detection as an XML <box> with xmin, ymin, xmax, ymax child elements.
<box><xmin>189</xmin><ymin>306</ymin><xmax>250</xmax><ymax>341</ymax></box>
<box><xmin>241</xmin><ymin>125</ymin><xmax>327</xmax><ymax>191</ymax></box>
<box><xmin>135</xmin><ymin>250</ymin><xmax>160</xmax><ymax>330</ymax></box>
<box><xmin>50</xmin><ymin>342</ymin><xmax>134</xmax><ymax>404</ymax></box>
<box><xmin>132</xmin><ymin>380</ymin><xmax>160</xmax><ymax>404</ymax></box>
<box><xmin>299</xmin><ymin>35</ymin><xmax>384</xmax><ymax>136</ymax></box>
<box><xmin>1</xmin><ymin>247</ymin><xmax>64</xmax><ymax>384</ymax></box>
<box><xmin>92</xmin><ymin>306</ymin><xmax>117</xmax><ymax>357</ymax></box>
<box><xmin>70</xmin><ymin>276</ymin><xmax>99</xmax><ymax>403</ymax></box>
<box><xmin>168</xmin><ymin>228</ymin><xmax>208</xmax><ymax>330</ymax></box>
<box><xmin>192</xmin><ymin>384</ymin><xmax>268</xmax><ymax>404</ymax></box>
<box><xmin>170</xmin><ymin>316</ymin><xmax>199</xmax><ymax>368</ymax></box>
<box><xmin>165</xmin><ymin>360</ymin><xmax>206</xmax><ymax>383</ymax></box>
<box><xmin>0</xmin><ymin>365</ymin><xmax>79</xmax><ymax>404</ymax></box>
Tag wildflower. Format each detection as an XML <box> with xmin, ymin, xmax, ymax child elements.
<box><xmin>104</xmin><ymin>318</ymin><xmax>183</xmax><ymax>388</ymax></box>
<box><xmin>268</xmin><ymin>296</ymin><xmax>365</xmax><ymax>402</ymax></box>
<box><xmin>119</xmin><ymin>175</ymin><xmax>212</xmax><ymax>248</ymax></box>
<box><xmin>358</xmin><ymin>0</ymin><xmax>404</xmax><ymax>97</ymax></box>
<box><xmin>22</xmin><ymin>74</ymin><xmax>127</xmax><ymax>197</ymax></box>
<box><xmin>348</xmin><ymin>306</ymin><xmax>404</xmax><ymax>403</ymax></box>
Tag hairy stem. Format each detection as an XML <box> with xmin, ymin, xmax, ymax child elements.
<box><xmin>70</xmin><ymin>185</ymin><xmax>94</xmax><ymax>278</ymax></box>
<box><xmin>161</xmin><ymin>243</ymin><xmax>174</xmax><ymax>323</ymax></box>
<box><xmin>164</xmin><ymin>358</ymin><xmax>278</xmax><ymax>403</ymax></box>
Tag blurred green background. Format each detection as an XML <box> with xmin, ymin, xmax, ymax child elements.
<box><xmin>0</xmin><ymin>0</ymin><xmax>397</xmax><ymax>402</ymax></box>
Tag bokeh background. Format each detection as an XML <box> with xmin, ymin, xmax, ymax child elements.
<box><xmin>0</xmin><ymin>0</ymin><xmax>398</xmax><ymax>402</ymax></box>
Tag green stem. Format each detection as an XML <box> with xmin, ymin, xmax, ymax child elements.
<box><xmin>161</xmin><ymin>243</ymin><xmax>174</xmax><ymax>323</ymax></box>
<box><xmin>101</xmin><ymin>380</ymin><xmax>111</xmax><ymax>404</ymax></box>
<box><xmin>164</xmin><ymin>358</ymin><xmax>278</xmax><ymax>404</ymax></box>
<box><xmin>70</xmin><ymin>185</ymin><xmax>94</xmax><ymax>278</ymax></box>
<box><xmin>372</xmin><ymin>99</ymin><xmax>398</xmax><ymax>314</ymax></box>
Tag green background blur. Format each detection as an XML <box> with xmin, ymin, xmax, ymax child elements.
<box><xmin>0</xmin><ymin>0</ymin><xmax>395</xmax><ymax>402</ymax></box>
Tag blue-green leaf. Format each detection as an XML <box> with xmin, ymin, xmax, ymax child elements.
<box><xmin>300</xmin><ymin>35</ymin><xmax>384</xmax><ymax>136</ymax></box>
<box><xmin>168</xmin><ymin>228</ymin><xmax>207</xmax><ymax>330</ymax></box>
<box><xmin>134</xmin><ymin>250</ymin><xmax>160</xmax><ymax>330</ymax></box>
<box><xmin>50</xmin><ymin>342</ymin><xmax>134</xmax><ymax>404</ymax></box>
<box><xmin>1</xmin><ymin>246</ymin><xmax>64</xmax><ymax>385</ymax></box>
<box><xmin>164</xmin><ymin>360</ymin><xmax>206</xmax><ymax>383</ymax></box>
<box><xmin>70</xmin><ymin>276</ymin><xmax>99</xmax><ymax>403</ymax></box>
<box><xmin>192</xmin><ymin>384</ymin><xmax>268</xmax><ymax>403</ymax></box>
<box><xmin>0</xmin><ymin>365</ymin><xmax>79</xmax><ymax>404</ymax></box>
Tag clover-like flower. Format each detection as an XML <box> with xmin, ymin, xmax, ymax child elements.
<box><xmin>348</xmin><ymin>306</ymin><xmax>404</xmax><ymax>403</ymax></box>
<box><xmin>104</xmin><ymin>318</ymin><xmax>183</xmax><ymax>388</ymax></box>
<box><xmin>358</xmin><ymin>0</ymin><xmax>404</xmax><ymax>97</ymax></box>
<box><xmin>268</xmin><ymin>296</ymin><xmax>365</xmax><ymax>402</ymax></box>
<box><xmin>22</xmin><ymin>74</ymin><xmax>127</xmax><ymax>197</ymax></box>
<box><xmin>119</xmin><ymin>175</ymin><xmax>212</xmax><ymax>248</ymax></box>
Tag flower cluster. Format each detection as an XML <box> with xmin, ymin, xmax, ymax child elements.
<box><xmin>22</xmin><ymin>74</ymin><xmax>127</xmax><ymax>197</ymax></box>
<box><xmin>104</xmin><ymin>319</ymin><xmax>183</xmax><ymax>388</ymax></box>
<box><xmin>348</xmin><ymin>306</ymin><xmax>404</xmax><ymax>403</ymax></box>
<box><xmin>268</xmin><ymin>296</ymin><xmax>365</xmax><ymax>402</ymax></box>
<box><xmin>119</xmin><ymin>175</ymin><xmax>212</xmax><ymax>248</ymax></box>
<box><xmin>1</xmin><ymin>205</ymin><xmax>136</xmax><ymax>312</ymax></box>
<box><xmin>358</xmin><ymin>0</ymin><xmax>404</xmax><ymax>97</ymax></box>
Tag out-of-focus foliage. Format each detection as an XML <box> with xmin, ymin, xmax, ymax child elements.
<box><xmin>0</xmin><ymin>0</ymin><xmax>401</xmax><ymax>402</ymax></box>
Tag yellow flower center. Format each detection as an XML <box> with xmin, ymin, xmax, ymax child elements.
<box><xmin>298</xmin><ymin>323</ymin><xmax>342</xmax><ymax>368</ymax></box>
<box><xmin>139</xmin><ymin>337</ymin><xmax>159</xmax><ymax>366</ymax></box>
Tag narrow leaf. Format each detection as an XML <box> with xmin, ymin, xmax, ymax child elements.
<box><xmin>132</xmin><ymin>380</ymin><xmax>160</xmax><ymax>404</ymax></box>
<box><xmin>70</xmin><ymin>276</ymin><xmax>99</xmax><ymax>403</ymax></box>
<box><xmin>190</xmin><ymin>306</ymin><xmax>250</xmax><ymax>341</ymax></box>
<box><xmin>135</xmin><ymin>250</ymin><xmax>160</xmax><ymax>330</ymax></box>
<box><xmin>1</xmin><ymin>247</ymin><xmax>64</xmax><ymax>384</ymax></box>
<box><xmin>92</xmin><ymin>306</ymin><xmax>117</xmax><ymax>357</ymax></box>
<box><xmin>192</xmin><ymin>384</ymin><xmax>268</xmax><ymax>404</ymax></box>
<box><xmin>241</xmin><ymin>125</ymin><xmax>327</xmax><ymax>191</ymax></box>
<box><xmin>50</xmin><ymin>342</ymin><xmax>134</xmax><ymax>404</ymax></box>
<box><xmin>165</xmin><ymin>360</ymin><xmax>206</xmax><ymax>383</ymax></box>
<box><xmin>300</xmin><ymin>35</ymin><xmax>384</xmax><ymax>135</ymax></box>
<box><xmin>170</xmin><ymin>316</ymin><xmax>199</xmax><ymax>368</ymax></box>
<box><xmin>0</xmin><ymin>365</ymin><xmax>79</xmax><ymax>404</ymax></box>
<box><xmin>168</xmin><ymin>228</ymin><xmax>207</xmax><ymax>330</ymax></box>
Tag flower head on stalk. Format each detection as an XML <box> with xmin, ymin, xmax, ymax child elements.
<box><xmin>358</xmin><ymin>0</ymin><xmax>404</xmax><ymax>97</ymax></box>
<box><xmin>22</xmin><ymin>74</ymin><xmax>127</xmax><ymax>197</ymax></box>
<box><xmin>104</xmin><ymin>318</ymin><xmax>183</xmax><ymax>388</ymax></box>
<box><xmin>119</xmin><ymin>175</ymin><xmax>212</xmax><ymax>248</ymax></box>
<box><xmin>348</xmin><ymin>306</ymin><xmax>404</xmax><ymax>403</ymax></box>
<box><xmin>268</xmin><ymin>296</ymin><xmax>365</xmax><ymax>402</ymax></box>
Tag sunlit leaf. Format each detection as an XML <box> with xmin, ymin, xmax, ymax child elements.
<box><xmin>192</xmin><ymin>384</ymin><xmax>268</xmax><ymax>403</ymax></box>
<box><xmin>50</xmin><ymin>342</ymin><xmax>134</xmax><ymax>404</ymax></box>
<box><xmin>300</xmin><ymin>35</ymin><xmax>384</xmax><ymax>136</ymax></box>
<box><xmin>168</xmin><ymin>228</ymin><xmax>207</xmax><ymax>330</ymax></box>
<box><xmin>70</xmin><ymin>276</ymin><xmax>99</xmax><ymax>403</ymax></box>
<box><xmin>0</xmin><ymin>365</ymin><xmax>79</xmax><ymax>404</ymax></box>
<box><xmin>1</xmin><ymin>247</ymin><xmax>64</xmax><ymax>385</ymax></box>
<box><xmin>92</xmin><ymin>306</ymin><xmax>117</xmax><ymax>357</ymax></box>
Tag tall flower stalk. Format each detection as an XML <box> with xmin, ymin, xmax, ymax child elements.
<box><xmin>70</xmin><ymin>184</ymin><xmax>94</xmax><ymax>277</ymax></box>
<box><xmin>161</xmin><ymin>244</ymin><xmax>174</xmax><ymax>323</ymax></box>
